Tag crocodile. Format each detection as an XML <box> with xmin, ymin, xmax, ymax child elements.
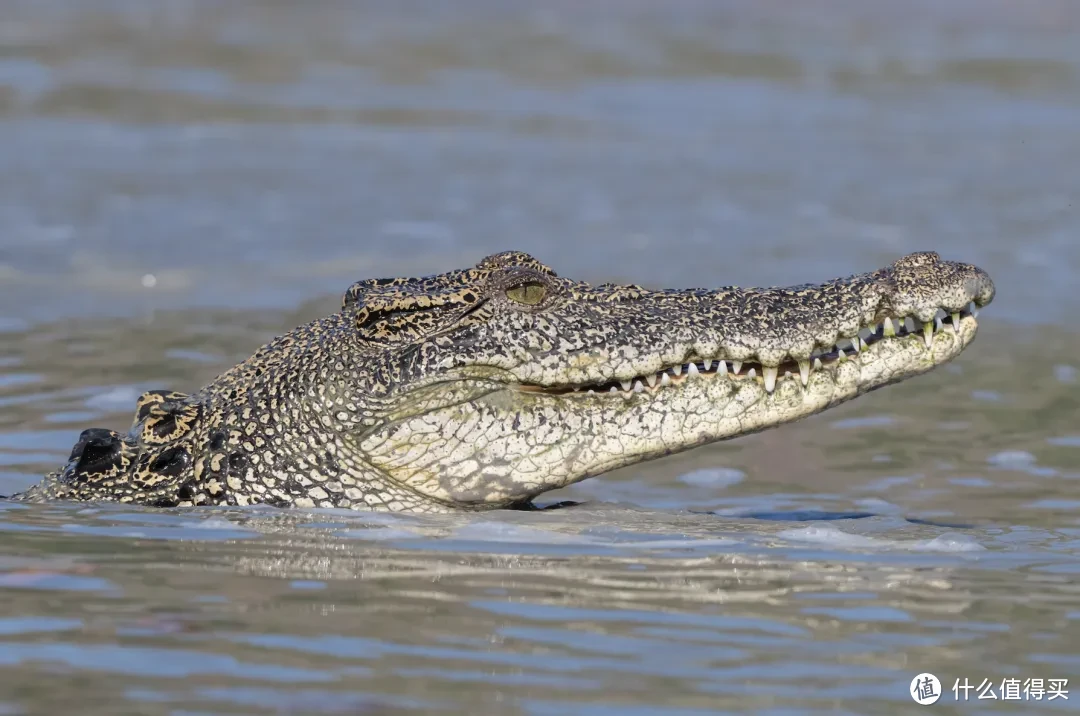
<box><xmin>11</xmin><ymin>250</ymin><xmax>994</xmax><ymax>513</ymax></box>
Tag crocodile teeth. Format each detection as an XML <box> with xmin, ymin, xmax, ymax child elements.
<box><xmin>923</xmin><ymin>321</ymin><xmax>934</xmax><ymax>348</ymax></box>
<box><xmin>813</xmin><ymin>357</ymin><xmax>823</xmax><ymax>370</ymax></box>
<box><xmin>934</xmin><ymin>316</ymin><xmax>943</xmax><ymax>333</ymax></box>
<box><xmin>587</xmin><ymin>389</ymin><xmax>595</xmax><ymax>395</ymax></box>
<box><xmin>646</xmin><ymin>373</ymin><xmax>657</xmax><ymax>388</ymax></box>
<box><xmin>609</xmin><ymin>386</ymin><xmax>619</xmax><ymax>394</ymax></box>
<box><xmin>747</xmin><ymin>367</ymin><xmax>757</xmax><ymax>379</ymax></box>
<box><xmin>716</xmin><ymin>360</ymin><xmax>728</xmax><ymax>375</ymax></box>
<box><xmin>950</xmin><ymin>312</ymin><xmax>960</xmax><ymax>333</ymax></box>
<box><xmin>731</xmin><ymin>361</ymin><xmax>743</xmax><ymax>375</ymax></box>
<box><xmin>672</xmin><ymin>364</ymin><xmax>682</xmax><ymax>376</ymax></box>
<box><xmin>849</xmin><ymin>337</ymin><xmax>860</xmax><ymax>353</ymax></box>
<box><xmin>837</xmin><ymin>347</ymin><xmax>846</xmax><ymax>362</ymax></box>
<box><xmin>970</xmin><ymin>302</ymin><xmax>979</xmax><ymax>318</ymax></box>
<box><xmin>687</xmin><ymin>362</ymin><xmax>700</xmax><ymax>377</ymax></box>
<box><xmin>798</xmin><ymin>360</ymin><xmax>810</xmax><ymax>386</ymax></box>
<box><xmin>860</xmin><ymin>336</ymin><xmax>870</xmax><ymax>351</ymax></box>
<box><xmin>701</xmin><ymin>359</ymin><xmax>712</xmax><ymax>372</ymax></box>
<box><xmin>633</xmin><ymin>380</ymin><xmax>645</xmax><ymax>393</ymax></box>
<box><xmin>763</xmin><ymin>366</ymin><xmax>777</xmax><ymax>393</ymax></box>
<box><xmin>660</xmin><ymin>372</ymin><xmax>671</xmax><ymax>387</ymax></box>
<box><xmin>620</xmin><ymin>380</ymin><xmax>632</xmax><ymax>392</ymax></box>
<box><xmin>883</xmin><ymin>317</ymin><xmax>895</xmax><ymax>337</ymax></box>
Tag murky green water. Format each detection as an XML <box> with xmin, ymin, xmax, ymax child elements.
<box><xmin>1</xmin><ymin>2</ymin><xmax>1079</xmax><ymax>714</ymax></box>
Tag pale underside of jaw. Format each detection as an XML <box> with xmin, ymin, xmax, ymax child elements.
<box><xmin>519</xmin><ymin>302</ymin><xmax>980</xmax><ymax>398</ymax></box>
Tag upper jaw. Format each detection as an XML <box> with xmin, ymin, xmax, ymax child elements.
<box><xmin>380</xmin><ymin>252</ymin><xmax>994</xmax><ymax>404</ymax></box>
<box><xmin>515</xmin><ymin>302</ymin><xmax>981</xmax><ymax>398</ymax></box>
<box><xmin>507</xmin><ymin>252</ymin><xmax>994</xmax><ymax>393</ymax></box>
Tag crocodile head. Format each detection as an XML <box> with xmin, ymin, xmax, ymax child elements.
<box><xmin>14</xmin><ymin>250</ymin><xmax>994</xmax><ymax>512</ymax></box>
<box><xmin>344</xmin><ymin>250</ymin><xmax>994</xmax><ymax>509</ymax></box>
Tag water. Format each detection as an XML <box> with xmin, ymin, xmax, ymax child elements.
<box><xmin>1</xmin><ymin>1</ymin><xmax>1079</xmax><ymax>713</ymax></box>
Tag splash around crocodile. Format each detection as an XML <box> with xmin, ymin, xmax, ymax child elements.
<box><xmin>11</xmin><ymin>251</ymin><xmax>995</xmax><ymax>512</ymax></box>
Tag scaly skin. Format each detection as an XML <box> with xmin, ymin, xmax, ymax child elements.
<box><xmin>12</xmin><ymin>250</ymin><xmax>995</xmax><ymax>512</ymax></box>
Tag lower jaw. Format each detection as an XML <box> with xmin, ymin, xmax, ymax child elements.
<box><xmin>365</xmin><ymin>320</ymin><xmax>977</xmax><ymax>508</ymax></box>
<box><xmin>546</xmin><ymin>321</ymin><xmax>977</xmax><ymax>474</ymax></box>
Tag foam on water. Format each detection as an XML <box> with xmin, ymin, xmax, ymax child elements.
<box><xmin>776</xmin><ymin>525</ymin><xmax>986</xmax><ymax>552</ymax></box>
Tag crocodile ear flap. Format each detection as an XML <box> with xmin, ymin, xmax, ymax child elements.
<box><xmin>353</xmin><ymin>288</ymin><xmax>483</xmax><ymax>344</ymax></box>
<box><xmin>354</xmin><ymin>297</ymin><xmax>421</xmax><ymax>341</ymax></box>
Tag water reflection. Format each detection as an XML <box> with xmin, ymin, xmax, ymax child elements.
<box><xmin>0</xmin><ymin>497</ymin><xmax>1075</xmax><ymax>712</ymax></box>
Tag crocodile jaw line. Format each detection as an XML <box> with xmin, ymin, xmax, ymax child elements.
<box><xmin>359</xmin><ymin>312</ymin><xmax>979</xmax><ymax>507</ymax></box>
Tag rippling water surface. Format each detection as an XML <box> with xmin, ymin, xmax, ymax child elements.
<box><xmin>1</xmin><ymin>1</ymin><xmax>1079</xmax><ymax>714</ymax></box>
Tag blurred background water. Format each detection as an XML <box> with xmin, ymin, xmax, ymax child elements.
<box><xmin>0</xmin><ymin>1</ymin><xmax>1078</xmax><ymax>714</ymax></box>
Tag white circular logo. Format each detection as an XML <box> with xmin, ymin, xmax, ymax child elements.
<box><xmin>910</xmin><ymin>673</ymin><xmax>942</xmax><ymax>705</ymax></box>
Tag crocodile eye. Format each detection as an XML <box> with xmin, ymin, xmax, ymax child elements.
<box><xmin>505</xmin><ymin>282</ymin><xmax>547</xmax><ymax>306</ymax></box>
